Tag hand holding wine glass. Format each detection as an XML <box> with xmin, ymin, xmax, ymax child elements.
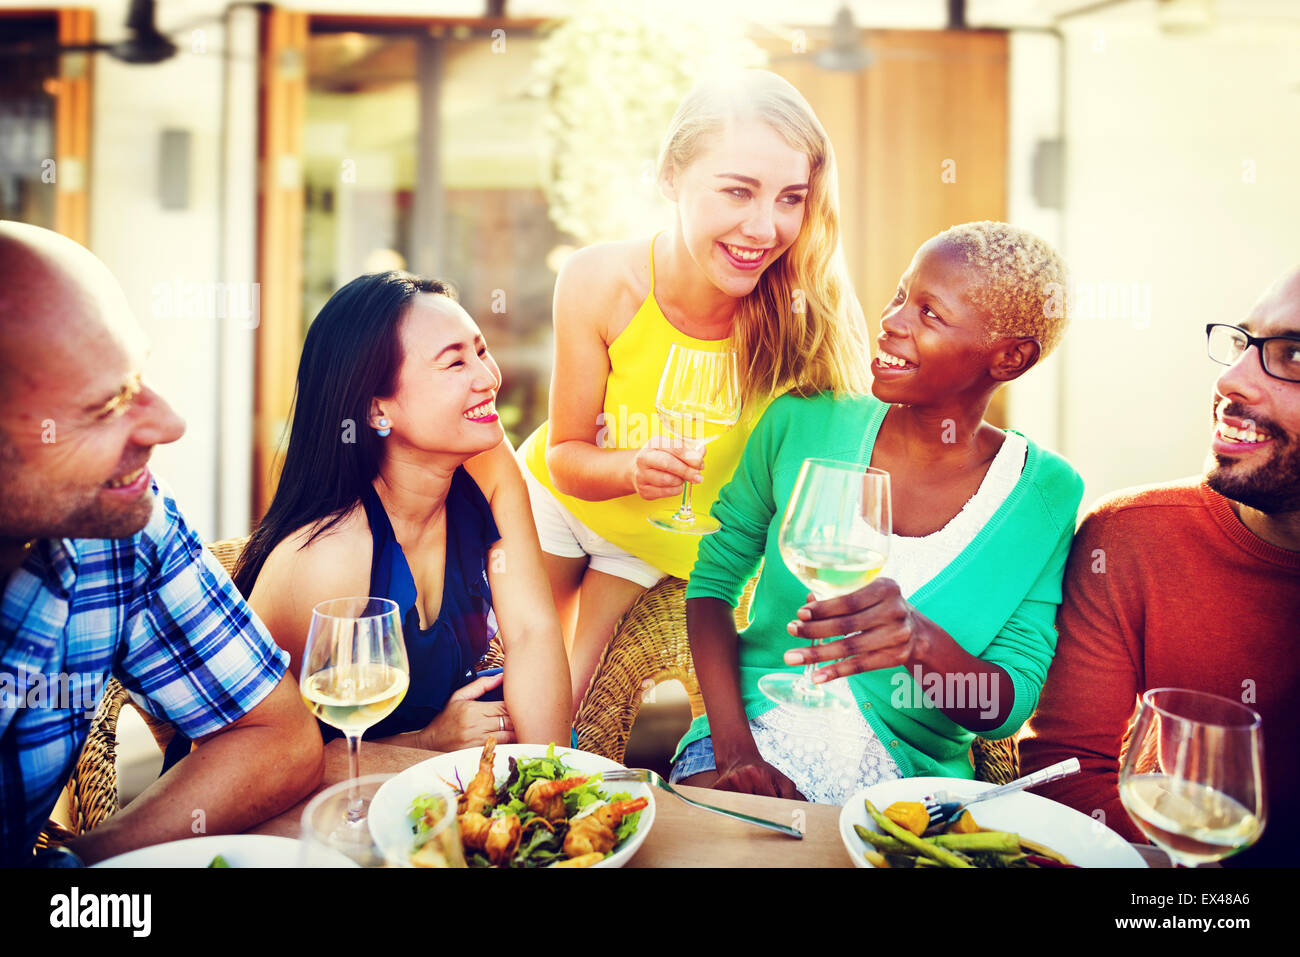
<box><xmin>1119</xmin><ymin>688</ymin><xmax>1266</xmax><ymax>867</ymax></box>
<box><xmin>647</xmin><ymin>344</ymin><xmax>741</xmax><ymax>534</ymax></box>
<box><xmin>630</xmin><ymin>434</ymin><xmax>706</xmax><ymax>501</ymax></box>
<box><xmin>758</xmin><ymin>459</ymin><xmax>891</xmax><ymax>710</ymax></box>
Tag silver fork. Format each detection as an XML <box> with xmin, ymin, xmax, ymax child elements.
<box><xmin>602</xmin><ymin>768</ymin><xmax>804</xmax><ymax>839</ymax></box>
<box><xmin>922</xmin><ymin>757</ymin><xmax>1082</xmax><ymax>826</ymax></box>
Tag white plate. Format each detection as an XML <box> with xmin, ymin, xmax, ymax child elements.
<box><xmin>839</xmin><ymin>777</ymin><xmax>1147</xmax><ymax>868</ymax></box>
<box><xmin>91</xmin><ymin>834</ymin><xmax>356</xmax><ymax>868</ymax></box>
<box><xmin>369</xmin><ymin>744</ymin><xmax>655</xmax><ymax>868</ymax></box>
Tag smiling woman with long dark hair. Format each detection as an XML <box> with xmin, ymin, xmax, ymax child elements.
<box><xmin>235</xmin><ymin>272</ymin><xmax>571</xmax><ymax>751</ymax></box>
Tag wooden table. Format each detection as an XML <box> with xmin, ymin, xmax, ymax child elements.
<box><xmin>248</xmin><ymin>739</ymin><xmax>852</xmax><ymax>867</ymax></box>
<box><xmin>249</xmin><ymin>739</ymin><xmax>1170</xmax><ymax>867</ymax></box>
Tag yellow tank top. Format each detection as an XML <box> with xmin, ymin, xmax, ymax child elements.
<box><xmin>522</xmin><ymin>236</ymin><xmax>769</xmax><ymax>580</ymax></box>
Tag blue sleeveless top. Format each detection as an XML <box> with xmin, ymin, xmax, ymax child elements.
<box><xmin>319</xmin><ymin>467</ymin><xmax>500</xmax><ymax>742</ymax></box>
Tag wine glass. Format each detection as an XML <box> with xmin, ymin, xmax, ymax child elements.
<box><xmin>647</xmin><ymin>344</ymin><xmax>741</xmax><ymax>535</ymax></box>
<box><xmin>757</xmin><ymin>459</ymin><xmax>891</xmax><ymax>711</ymax></box>
<box><xmin>299</xmin><ymin>597</ymin><xmax>409</xmax><ymax>851</ymax></box>
<box><xmin>1119</xmin><ymin>688</ymin><xmax>1266</xmax><ymax>867</ymax></box>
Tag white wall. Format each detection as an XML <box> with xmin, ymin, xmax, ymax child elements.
<box><xmin>1005</xmin><ymin>29</ymin><xmax>1066</xmax><ymax>452</ymax></box>
<box><xmin>21</xmin><ymin>0</ymin><xmax>260</xmax><ymax>541</ymax></box>
<box><xmin>1048</xmin><ymin>10</ymin><xmax>1300</xmax><ymax>512</ymax></box>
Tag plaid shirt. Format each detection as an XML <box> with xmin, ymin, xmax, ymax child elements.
<box><xmin>0</xmin><ymin>479</ymin><xmax>287</xmax><ymax>864</ymax></box>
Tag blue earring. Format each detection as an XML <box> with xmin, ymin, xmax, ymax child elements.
<box><xmin>376</xmin><ymin>417</ymin><xmax>391</xmax><ymax>438</ymax></box>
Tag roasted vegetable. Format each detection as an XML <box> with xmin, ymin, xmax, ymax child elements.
<box><xmin>866</xmin><ymin>799</ymin><xmax>973</xmax><ymax>868</ymax></box>
<box><xmin>1020</xmin><ymin>838</ymin><xmax>1075</xmax><ymax>867</ymax></box>
<box><xmin>856</xmin><ymin>799</ymin><xmax>1072</xmax><ymax>868</ymax></box>
<box><xmin>948</xmin><ymin>810</ymin><xmax>980</xmax><ymax>834</ymax></box>
<box><xmin>882</xmin><ymin>801</ymin><xmax>931</xmax><ymax>837</ymax></box>
<box><xmin>930</xmin><ymin>832</ymin><xmax>1021</xmax><ymax>853</ymax></box>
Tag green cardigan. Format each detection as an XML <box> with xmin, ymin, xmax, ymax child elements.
<box><xmin>678</xmin><ymin>392</ymin><xmax>1084</xmax><ymax>780</ymax></box>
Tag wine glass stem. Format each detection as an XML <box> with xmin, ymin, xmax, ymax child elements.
<box><xmin>799</xmin><ymin>639</ymin><xmax>821</xmax><ymax>696</ymax></box>
<box><xmin>344</xmin><ymin>731</ymin><xmax>364</xmax><ymax>823</ymax></box>
<box><xmin>676</xmin><ymin>480</ymin><xmax>694</xmax><ymax>520</ymax></box>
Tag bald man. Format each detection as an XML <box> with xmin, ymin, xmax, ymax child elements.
<box><xmin>1021</xmin><ymin>267</ymin><xmax>1300</xmax><ymax>866</ymax></box>
<box><xmin>0</xmin><ymin>222</ymin><xmax>322</xmax><ymax>865</ymax></box>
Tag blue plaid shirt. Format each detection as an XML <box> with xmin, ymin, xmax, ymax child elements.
<box><xmin>0</xmin><ymin>479</ymin><xmax>288</xmax><ymax>864</ymax></box>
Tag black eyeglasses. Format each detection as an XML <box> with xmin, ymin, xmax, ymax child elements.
<box><xmin>1206</xmin><ymin>323</ymin><xmax>1300</xmax><ymax>383</ymax></box>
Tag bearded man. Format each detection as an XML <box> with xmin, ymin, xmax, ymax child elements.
<box><xmin>1021</xmin><ymin>266</ymin><xmax>1300</xmax><ymax>866</ymax></box>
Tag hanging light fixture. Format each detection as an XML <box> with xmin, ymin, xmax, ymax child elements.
<box><xmin>814</xmin><ymin>5</ymin><xmax>874</xmax><ymax>72</ymax></box>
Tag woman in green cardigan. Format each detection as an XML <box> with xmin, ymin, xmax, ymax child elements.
<box><xmin>675</xmin><ymin>221</ymin><xmax>1083</xmax><ymax>803</ymax></box>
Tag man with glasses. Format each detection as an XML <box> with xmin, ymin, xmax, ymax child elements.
<box><xmin>0</xmin><ymin>222</ymin><xmax>323</xmax><ymax>865</ymax></box>
<box><xmin>1021</xmin><ymin>267</ymin><xmax>1300</xmax><ymax>866</ymax></box>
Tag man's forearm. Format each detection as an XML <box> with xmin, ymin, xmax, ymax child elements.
<box><xmin>69</xmin><ymin>721</ymin><xmax>323</xmax><ymax>864</ymax></box>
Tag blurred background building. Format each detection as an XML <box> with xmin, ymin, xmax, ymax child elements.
<box><xmin>3</xmin><ymin>0</ymin><xmax>1297</xmax><ymax>796</ymax></box>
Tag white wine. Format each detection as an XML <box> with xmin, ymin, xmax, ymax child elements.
<box><xmin>657</xmin><ymin>410</ymin><xmax>732</xmax><ymax>449</ymax></box>
<box><xmin>1120</xmin><ymin>774</ymin><xmax>1262</xmax><ymax>864</ymax></box>
<box><xmin>302</xmin><ymin>663</ymin><xmax>410</xmax><ymax>733</ymax></box>
<box><xmin>780</xmin><ymin>544</ymin><xmax>887</xmax><ymax>600</ymax></box>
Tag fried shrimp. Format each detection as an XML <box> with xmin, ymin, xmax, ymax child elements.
<box><xmin>562</xmin><ymin>798</ymin><xmax>648</xmax><ymax>859</ymax></box>
<box><xmin>460</xmin><ymin>737</ymin><xmax>498</xmax><ymax>816</ymax></box>
<box><xmin>483</xmin><ymin>814</ymin><xmax>522</xmax><ymax>866</ymax></box>
<box><xmin>523</xmin><ymin>775</ymin><xmax>590</xmax><ymax>823</ymax></box>
<box><xmin>457</xmin><ymin>810</ymin><xmax>492</xmax><ymax>852</ymax></box>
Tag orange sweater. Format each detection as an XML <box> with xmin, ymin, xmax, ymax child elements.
<box><xmin>1021</xmin><ymin>478</ymin><xmax>1300</xmax><ymax>866</ymax></box>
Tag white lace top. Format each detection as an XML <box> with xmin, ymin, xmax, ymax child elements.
<box><xmin>747</xmin><ymin>432</ymin><xmax>1029</xmax><ymax>805</ymax></box>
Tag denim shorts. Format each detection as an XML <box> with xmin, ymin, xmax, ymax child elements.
<box><xmin>668</xmin><ymin>735</ymin><xmax>716</xmax><ymax>783</ymax></box>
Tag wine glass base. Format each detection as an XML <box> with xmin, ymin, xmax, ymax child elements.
<box><xmin>647</xmin><ymin>512</ymin><xmax>720</xmax><ymax>535</ymax></box>
<box><xmin>757</xmin><ymin>672</ymin><xmax>855</xmax><ymax>711</ymax></box>
<box><xmin>304</xmin><ymin>792</ymin><xmax>384</xmax><ymax>867</ymax></box>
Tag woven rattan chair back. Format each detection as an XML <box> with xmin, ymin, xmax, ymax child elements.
<box><xmin>571</xmin><ymin>576</ymin><xmax>753</xmax><ymax>764</ymax></box>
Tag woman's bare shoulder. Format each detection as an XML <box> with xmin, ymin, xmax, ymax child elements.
<box><xmin>555</xmin><ymin>238</ymin><xmax>653</xmax><ymax>336</ymax></box>
<box><xmin>258</xmin><ymin>505</ymin><xmax>371</xmax><ymax>597</ymax></box>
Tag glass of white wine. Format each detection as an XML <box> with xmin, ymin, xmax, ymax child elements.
<box><xmin>757</xmin><ymin>459</ymin><xmax>891</xmax><ymax>711</ymax></box>
<box><xmin>647</xmin><ymin>344</ymin><xmax>741</xmax><ymax>535</ymax></box>
<box><xmin>1120</xmin><ymin>688</ymin><xmax>1266</xmax><ymax>867</ymax></box>
<box><xmin>299</xmin><ymin>596</ymin><xmax>410</xmax><ymax>852</ymax></box>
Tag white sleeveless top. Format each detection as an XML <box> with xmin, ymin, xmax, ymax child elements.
<box><xmin>747</xmin><ymin>432</ymin><xmax>1029</xmax><ymax>804</ymax></box>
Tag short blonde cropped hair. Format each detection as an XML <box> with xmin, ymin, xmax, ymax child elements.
<box><xmin>934</xmin><ymin>221</ymin><xmax>1069</xmax><ymax>358</ymax></box>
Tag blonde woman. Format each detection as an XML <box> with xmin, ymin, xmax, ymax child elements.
<box><xmin>519</xmin><ymin>71</ymin><xmax>872</xmax><ymax>715</ymax></box>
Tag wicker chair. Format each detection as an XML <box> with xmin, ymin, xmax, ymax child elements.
<box><xmin>33</xmin><ymin>677</ymin><xmax>131</xmax><ymax>851</ymax></box>
<box><xmin>571</xmin><ymin>575</ymin><xmax>1022</xmax><ymax>785</ymax></box>
<box><xmin>207</xmin><ymin>535</ymin><xmax>250</xmax><ymax>580</ymax></box>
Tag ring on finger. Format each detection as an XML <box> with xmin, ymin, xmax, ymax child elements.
<box><xmin>498</xmin><ymin>715</ymin><xmax>505</xmax><ymax>733</ymax></box>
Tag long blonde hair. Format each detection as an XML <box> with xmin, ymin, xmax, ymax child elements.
<box><xmin>657</xmin><ymin>70</ymin><xmax>872</xmax><ymax>405</ymax></box>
